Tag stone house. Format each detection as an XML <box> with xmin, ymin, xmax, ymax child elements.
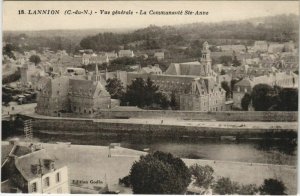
<box><xmin>118</xmin><ymin>50</ymin><xmax>134</xmax><ymax>58</ymax></box>
<box><xmin>233</xmin><ymin>71</ymin><xmax>298</xmax><ymax>107</ymax></box>
<box><xmin>1</xmin><ymin>140</ymin><xmax>69</xmax><ymax>193</ymax></box>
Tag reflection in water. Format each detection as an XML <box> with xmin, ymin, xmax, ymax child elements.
<box><xmin>31</xmin><ymin>132</ymin><xmax>297</xmax><ymax>166</ymax></box>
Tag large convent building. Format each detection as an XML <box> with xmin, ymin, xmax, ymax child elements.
<box><xmin>35</xmin><ymin>65</ymin><xmax>111</xmax><ymax>116</ymax></box>
<box><xmin>126</xmin><ymin>41</ymin><xmax>226</xmax><ymax>111</ymax></box>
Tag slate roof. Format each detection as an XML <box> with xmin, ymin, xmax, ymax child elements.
<box><xmin>14</xmin><ymin>149</ymin><xmax>55</xmax><ymax>181</ymax></box>
<box><xmin>69</xmin><ymin>79</ymin><xmax>110</xmax><ymax>98</ymax></box>
<box><xmin>1</xmin><ymin>144</ymin><xmax>32</xmax><ymax>166</ymax></box>
<box><xmin>165</xmin><ymin>62</ymin><xmax>206</xmax><ymax>76</ymax></box>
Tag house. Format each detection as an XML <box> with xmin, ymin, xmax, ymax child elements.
<box><xmin>253</xmin><ymin>41</ymin><xmax>268</xmax><ymax>52</ymax></box>
<box><xmin>20</xmin><ymin>63</ymin><xmax>46</xmax><ymax>88</ymax></box>
<box><xmin>154</xmin><ymin>52</ymin><xmax>164</xmax><ymax>60</ymax></box>
<box><xmin>218</xmin><ymin>45</ymin><xmax>246</xmax><ymax>52</ymax></box>
<box><xmin>82</xmin><ymin>54</ymin><xmax>109</xmax><ymax>65</ymax></box>
<box><xmin>268</xmin><ymin>43</ymin><xmax>284</xmax><ymax>53</ymax></box>
<box><xmin>118</xmin><ymin>50</ymin><xmax>134</xmax><ymax>58</ymax></box>
<box><xmin>232</xmin><ymin>71</ymin><xmax>298</xmax><ymax>107</ymax></box>
<box><xmin>105</xmin><ymin>52</ymin><xmax>118</xmax><ymax>61</ymax></box>
<box><xmin>138</xmin><ymin>65</ymin><xmax>162</xmax><ymax>75</ymax></box>
<box><xmin>1</xmin><ymin>139</ymin><xmax>69</xmax><ymax>193</ymax></box>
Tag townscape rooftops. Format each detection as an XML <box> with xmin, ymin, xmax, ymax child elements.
<box><xmin>235</xmin><ymin>71</ymin><xmax>297</xmax><ymax>88</ymax></box>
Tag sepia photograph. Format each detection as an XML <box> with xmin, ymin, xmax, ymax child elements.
<box><xmin>1</xmin><ymin>1</ymin><xmax>299</xmax><ymax>194</ymax></box>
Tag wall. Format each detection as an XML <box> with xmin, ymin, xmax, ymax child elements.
<box><xmin>96</xmin><ymin>110</ymin><xmax>297</xmax><ymax>122</ymax></box>
<box><xmin>28</xmin><ymin>166</ymin><xmax>69</xmax><ymax>194</ymax></box>
<box><xmin>30</xmin><ymin>117</ymin><xmax>296</xmax><ymax>139</ymax></box>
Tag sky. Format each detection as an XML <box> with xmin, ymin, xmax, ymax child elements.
<box><xmin>3</xmin><ymin>1</ymin><xmax>299</xmax><ymax>31</ymax></box>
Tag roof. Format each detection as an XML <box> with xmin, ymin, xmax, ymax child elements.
<box><xmin>2</xmin><ymin>144</ymin><xmax>34</xmax><ymax>165</ymax></box>
<box><xmin>165</xmin><ymin>62</ymin><xmax>207</xmax><ymax>76</ymax></box>
<box><xmin>118</xmin><ymin>50</ymin><xmax>133</xmax><ymax>55</ymax></box>
<box><xmin>140</xmin><ymin>66</ymin><xmax>162</xmax><ymax>74</ymax></box>
<box><xmin>110</xmin><ymin>106</ymin><xmax>143</xmax><ymax>111</ymax></box>
<box><xmin>219</xmin><ymin>45</ymin><xmax>246</xmax><ymax>51</ymax></box>
<box><xmin>69</xmin><ymin>79</ymin><xmax>110</xmax><ymax>98</ymax></box>
<box><xmin>14</xmin><ymin>149</ymin><xmax>55</xmax><ymax>181</ymax></box>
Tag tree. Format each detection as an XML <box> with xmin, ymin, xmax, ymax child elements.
<box><xmin>121</xmin><ymin>77</ymin><xmax>169</xmax><ymax>109</ymax></box>
<box><xmin>220</xmin><ymin>69</ymin><xmax>226</xmax><ymax>75</ymax></box>
<box><xmin>241</xmin><ymin>93</ymin><xmax>251</xmax><ymax>111</ymax></box>
<box><xmin>219</xmin><ymin>56</ymin><xmax>232</xmax><ymax>66</ymax></box>
<box><xmin>105</xmin><ymin>78</ymin><xmax>124</xmax><ymax>99</ymax></box>
<box><xmin>169</xmin><ymin>91</ymin><xmax>178</xmax><ymax>110</ymax></box>
<box><xmin>259</xmin><ymin>178</ymin><xmax>286</xmax><ymax>195</ymax></box>
<box><xmin>3</xmin><ymin>44</ymin><xmax>16</xmax><ymax>60</ymax></box>
<box><xmin>121</xmin><ymin>78</ymin><xmax>146</xmax><ymax>107</ymax></box>
<box><xmin>251</xmin><ymin>84</ymin><xmax>274</xmax><ymax>111</ymax></box>
<box><xmin>275</xmin><ymin>88</ymin><xmax>298</xmax><ymax>111</ymax></box>
<box><xmin>221</xmin><ymin>81</ymin><xmax>231</xmax><ymax>99</ymax></box>
<box><xmin>237</xmin><ymin>184</ymin><xmax>258</xmax><ymax>195</ymax></box>
<box><xmin>129</xmin><ymin>151</ymin><xmax>191</xmax><ymax>194</ymax></box>
<box><xmin>232</xmin><ymin>53</ymin><xmax>241</xmax><ymax>67</ymax></box>
<box><xmin>212</xmin><ymin>177</ymin><xmax>240</xmax><ymax>195</ymax></box>
<box><xmin>29</xmin><ymin>55</ymin><xmax>41</xmax><ymax>66</ymax></box>
<box><xmin>189</xmin><ymin>164</ymin><xmax>214</xmax><ymax>189</ymax></box>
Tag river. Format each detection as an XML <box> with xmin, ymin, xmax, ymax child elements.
<box><xmin>31</xmin><ymin>132</ymin><xmax>297</xmax><ymax>166</ymax></box>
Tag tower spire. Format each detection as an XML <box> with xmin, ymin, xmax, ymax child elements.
<box><xmin>95</xmin><ymin>63</ymin><xmax>101</xmax><ymax>82</ymax></box>
<box><xmin>200</xmin><ymin>41</ymin><xmax>212</xmax><ymax>76</ymax></box>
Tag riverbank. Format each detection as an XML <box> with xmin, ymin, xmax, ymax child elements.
<box><xmin>23</xmin><ymin>114</ymin><xmax>297</xmax><ymax>139</ymax></box>
<box><xmin>2</xmin><ymin>141</ymin><xmax>296</xmax><ymax>194</ymax></box>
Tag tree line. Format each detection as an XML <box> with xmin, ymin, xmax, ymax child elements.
<box><xmin>241</xmin><ymin>84</ymin><xmax>298</xmax><ymax>111</ymax></box>
<box><xmin>119</xmin><ymin>151</ymin><xmax>287</xmax><ymax>195</ymax></box>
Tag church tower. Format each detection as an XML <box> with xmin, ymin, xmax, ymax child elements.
<box><xmin>200</xmin><ymin>41</ymin><xmax>212</xmax><ymax>76</ymax></box>
<box><xmin>95</xmin><ymin>63</ymin><xmax>101</xmax><ymax>82</ymax></box>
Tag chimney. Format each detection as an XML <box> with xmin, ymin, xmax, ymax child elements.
<box><xmin>43</xmin><ymin>159</ymin><xmax>55</xmax><ymax>170</ymax></box>
<box><xmin>31</xmin><ymin>164</ymin><xmax>39</xmax><ymax>175</ymax></box>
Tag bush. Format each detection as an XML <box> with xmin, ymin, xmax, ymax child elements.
<box><xmin>259</xmin><ymin>178</ymin><xmax>286</xmax><ymax>195</ymax></box>
<box><xmin>119</xmin><ymin>175</ymin><xmax>131</xmax><ymax>187</ymax></box>
<box><xmin>189</xmin><ymin>164</ymin><xmax>214</xmax><ymax>189</ymax></box>
<box><xmin>213</xmin><ymin>177</ymin><xmax>240</xmax><ymax>195</ymax></box>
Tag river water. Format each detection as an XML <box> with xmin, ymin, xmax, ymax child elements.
<box><xmin>32</xmin><ymin>132</ymin><xmax>297</xmax><ymax>166</ymax></box>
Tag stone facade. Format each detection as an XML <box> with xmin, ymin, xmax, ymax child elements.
<box><xmin>36</xmin><ymin>65</ymin><xmax>111</xmax><ymax>116</ymax></box>
<box><xmin>127</xmin><ymin>41</ymin><xmax>226</xmax><ymax>111</ymax></box>
<box><xmin>180</xmin><ymin>78</ymin><xmax>226</xmax><ymax>111</ymax></box>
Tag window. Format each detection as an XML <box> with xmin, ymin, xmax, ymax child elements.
<box><xmin>31</xmin><ymin>182</ymin><xmax>37</xmax><ymax>193</ymax></box>
<box><xmin>44</xmin><ymin>177</ymin><xmax>50</xmax><ymax>187</ymax></box>
<box><xmin>56</xmin><ymin>172</ymin><xmax>60</xmax><ymax>183</ymax></box>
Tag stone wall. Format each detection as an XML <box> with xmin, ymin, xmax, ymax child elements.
<box><xmin>96</xmin><ymin>110</ymin><xmax>297</xmax><ymax>122</ymax></box>
<box><xmin>30</xmin><ymin>117</ymin><xmax>296</xmax><ymax>139</ymax></box>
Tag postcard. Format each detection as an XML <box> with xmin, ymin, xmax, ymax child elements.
<box><xmin>2</xmin><ymin>1</ymin><xmax>298</xmax><ymax>194</ymax></box>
